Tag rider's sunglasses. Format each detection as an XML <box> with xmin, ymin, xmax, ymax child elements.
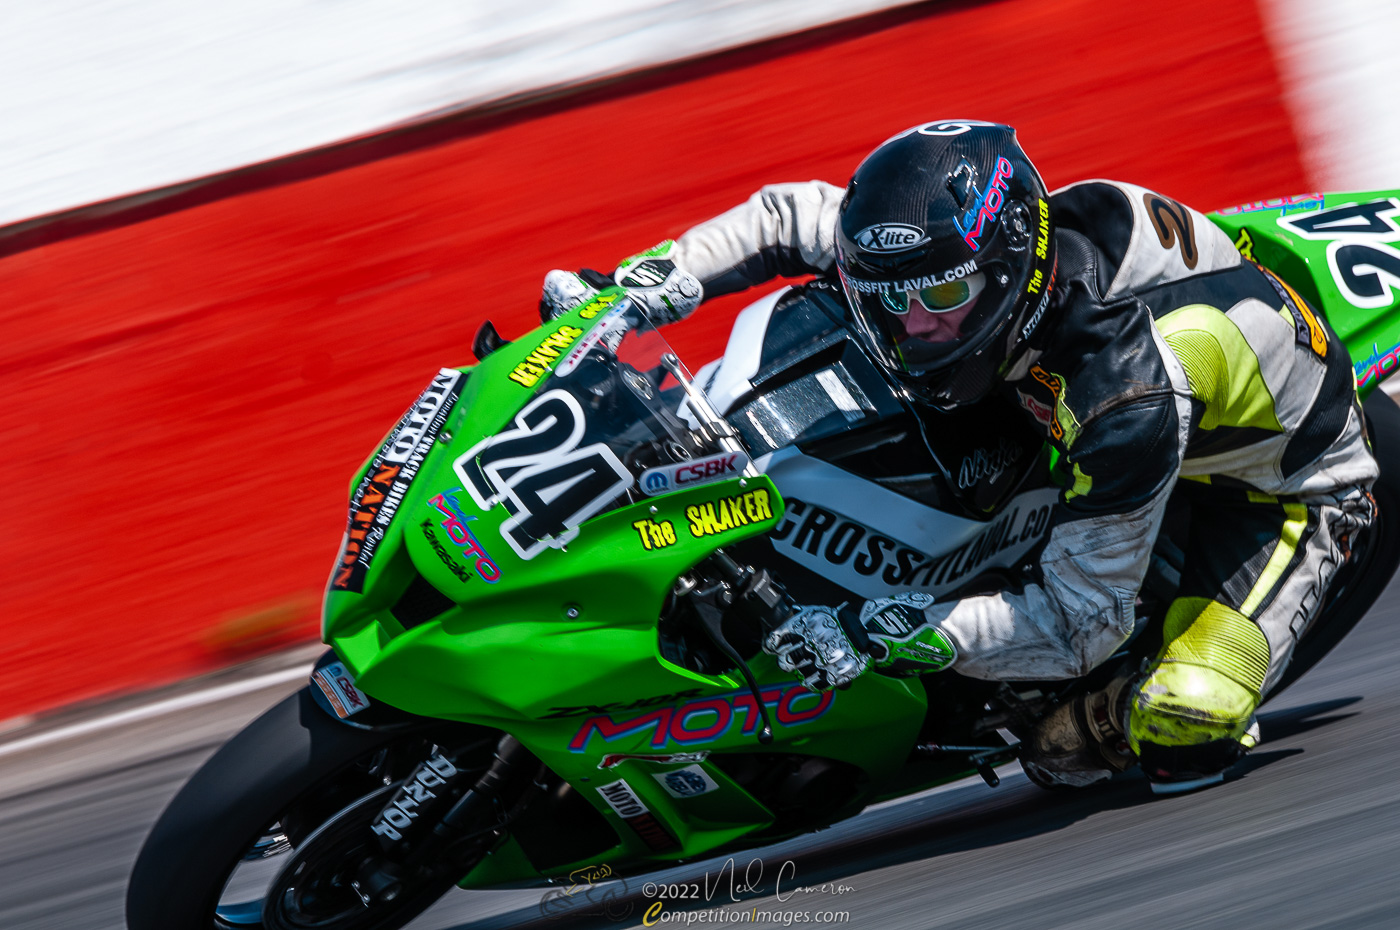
<box><xmin>880</xmin><ymin>272</ymin><xmax>985</xmax><ymax>315</ymax></box>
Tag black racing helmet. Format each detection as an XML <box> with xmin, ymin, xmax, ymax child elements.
<box><xmin>835</xmin><ymin>121</ymin><xmax>1057</xmax><ymax>409</ymax></box>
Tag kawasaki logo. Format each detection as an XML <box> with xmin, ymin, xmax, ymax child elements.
<box><xmin>853</xmin><ymin>223</ymin><xmax>929</xmax><ymax>253</ymax></box>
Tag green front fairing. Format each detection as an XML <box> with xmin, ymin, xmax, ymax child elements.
<box><xmin>1208</xmin><ymin>189</ymin><xmax>1400</xmax><ymax>398</ymax></box>
<box><xmin>339</xmin><ymin>476</ymin><xmax>785</xmax><ymax>720</ymax></box>
<box><xmin>320</xmin><ymin>295</ymin><xmax>942</xmax><ymax>883</ymax></box>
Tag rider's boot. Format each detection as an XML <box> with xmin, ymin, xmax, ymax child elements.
<box><xmin>1020</xmin><ymin>674</ymin><xmax>1137</xmax><ymax>788</ymax></box>
<box><xmin>1128</xmin><ymin>599</ymin><xmax>1268</xmax><ymax>794</ymax></box>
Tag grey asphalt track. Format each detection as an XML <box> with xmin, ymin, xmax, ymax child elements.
<box><xmin>2</xmin><ymin>574</ymin><xmax>1398</xmax><ymax>930</ymax></box>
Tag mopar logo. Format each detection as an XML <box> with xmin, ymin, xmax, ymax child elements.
<box><xmin>853</xmin><ymin>223</ymin><xmax>928</xmax><ymax>253</ymax></box>
<box><xmin>643</xmin><ymin>472</ymin><xmax>671</xmax><ymax>493</ymax></box>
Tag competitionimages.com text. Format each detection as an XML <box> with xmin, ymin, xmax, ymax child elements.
<box><xmin>643</xmin><ymin>904</ymin><xmax>850</xmax><ymax>926</ymax></box>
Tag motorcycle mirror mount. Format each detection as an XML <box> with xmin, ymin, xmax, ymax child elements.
<box><xmin>660</xmin><ymin>352</ymin><xmax>760</xmax><ymax>478</ymax></box>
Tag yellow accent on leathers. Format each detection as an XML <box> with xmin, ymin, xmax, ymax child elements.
<box><xmin>1155</xmin><ymin>304</ymin><xmax>1284</xmax><ymax>433</ymax></box>
<box><xmin>1064</xmin><ymin>462</ymin><xmax>1093</xmax><ymax>501</ymax></box>
<box><xmin>1128</xmin><ymin>598</ymin><xmax>1270</xmax><ymax>752</ymax></box>
<box><xmin>1239</xmin><ymin>503</ymin><xmax>1308</xmax><ymax>616</ymax></box>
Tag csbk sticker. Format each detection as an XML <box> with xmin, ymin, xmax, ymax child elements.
<box><xmin>595</xmin><ymin>780</ymin><xmax>678</xmax><ymax>852</ymax></box>
<box><xmin>312</xmin><ymin>662</ymin><xmax>371</xmax><ymax>718</ymax></box>
<box><xmin>639</xmin><ymin>450</ymin><xmax>749</xmax><ymax>496</ymax></box>
<box><xmin>333</xmin><ymin>369</ymin><xmax>465</xmax><ymax>593</ymax></box>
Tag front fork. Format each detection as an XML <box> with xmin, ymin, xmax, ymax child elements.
<box><xmin>357</xmin><ymin>734</ymin><xmax>544</xmax><ymax>905</ymax></box>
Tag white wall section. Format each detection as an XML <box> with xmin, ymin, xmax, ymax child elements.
<box><xmin>1262</xmin><ymin>0</ymin><xmax>1400</xmax><ymax>191</ymax></box>
<box><xmin>4</xmin><ymin>0</ymin><xmax>1398</xmax><ymax>231</ymax></box>
<box><xmin>0</xmin><ymin>0</ymin><xmax>918</xmax><ymax>228</ymax></box>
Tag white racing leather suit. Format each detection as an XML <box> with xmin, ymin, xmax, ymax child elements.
<box><xmin>656</xmin><ymin>179</ymin><xmax>1378</xmax><ymax>782</ymax></box>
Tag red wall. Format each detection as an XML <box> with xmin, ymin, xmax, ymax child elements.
<box><xmin>1</xmin><ymin>0</ymin><xmax>1305</xmax><ymax>718</ymax></box>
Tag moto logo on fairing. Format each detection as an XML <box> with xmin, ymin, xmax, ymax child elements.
<box><xmin>568</xmin><ymin>684</ymin><xmax>833</xmax><ymax>752</ymax></box>
<box><xmin>853</xmin><ymin>223</ymin><xmax>929</xmax><ymax>253</ymax></box>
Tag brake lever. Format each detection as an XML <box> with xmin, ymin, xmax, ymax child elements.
<box><xmin>687</xmin><ymin>566</ymin><xmax>777</xmax><ymax>745</ymax></box>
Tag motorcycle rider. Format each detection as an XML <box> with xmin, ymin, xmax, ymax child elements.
<box><xmin>540</xmin><ymin>120</ymin><xmax>1377</xmax><ymax>793</ymax></box>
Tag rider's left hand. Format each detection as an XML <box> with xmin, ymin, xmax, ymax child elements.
<box><xmin>762</xmin><ymin>605</ymin><xmax>870</xmax><ymax>692</ymax></box>
<box><xmin>763</xmin><ymin>595</ymin><xmax>960</xmax><ymax>691</ymax></box>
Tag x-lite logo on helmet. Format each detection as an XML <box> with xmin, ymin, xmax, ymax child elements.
<box><xmin>853</xmin><ymin>223</ymin><xmax>929</xmax><ymax>253</ymax></box>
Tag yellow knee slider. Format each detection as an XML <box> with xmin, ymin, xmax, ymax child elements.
<box><xmin>1128</xmin><ymin>599</ymin><xmax>1269</xmax><ymax>753</ymax></box>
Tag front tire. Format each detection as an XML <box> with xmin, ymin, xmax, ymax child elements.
<box><xmin>126</xmin><ymin>688</ymin><xmax>479</xmax><ymax>930</ymax></box>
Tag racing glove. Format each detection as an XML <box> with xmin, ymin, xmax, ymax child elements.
<box><xmin>540</xmin><ymin>242</ymin><xmax>702</xmax><ymax>325</ymax></box>
<box><xmin>612</xmin><ymin>240</ymin><xmax>703</xmax><ymax>324</ymax></box>
<box><xmin>762</xmin><ymin>594</ymin><xmax>959</xmax><ymax>692</ymax></box>
<box><xmin>539</xmin><ymin>268</ymin><xmax>614</xmax><ymax>322</ymax></box>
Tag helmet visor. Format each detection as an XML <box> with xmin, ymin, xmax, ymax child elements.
<box><xmin>877</xmin><ymin>272</ymin><xmax>986</xmax><ymax>317</ymax></box>
<box><xmin>841</xmin><ymin>266</ymin><xmax>1012</xmax><ymax>377</ymax></box>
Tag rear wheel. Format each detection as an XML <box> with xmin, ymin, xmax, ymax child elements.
<box><xmin>126</xmin><ymin>688</ymin><xmax>492</xmax><ymax>930</ymax></box>
<box><xmin>1269</xmin><ymin>388</ymin><xmax>1400</xmax><ymax>697</ymax></box>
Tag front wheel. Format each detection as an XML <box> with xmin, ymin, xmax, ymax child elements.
<box><xmin>126</xmin><ymin>688</ymin><xmax>488</xmax><ymax>930</ymax></box>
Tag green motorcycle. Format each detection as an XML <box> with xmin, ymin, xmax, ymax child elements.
<box><xmin>127</xmin><ymin>191</ymin><xmax>1400</xmax><ymax>930</ymax></box>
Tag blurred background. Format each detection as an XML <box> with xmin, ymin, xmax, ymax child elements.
<box><xmin>3</xmin><ymin>0</ymin><xmax>1398</xmax><ymax>724</ymax></box>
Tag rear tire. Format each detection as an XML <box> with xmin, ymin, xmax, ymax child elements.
<box><xmin>1269</xmin><ymin>388</ymin><xmax>1400</xmax><ymax>697</ymax></box>
<box><xmin>126</xmin><ymin>688</ymin><xmax>481</xmax><ymax>930</ymax></box>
